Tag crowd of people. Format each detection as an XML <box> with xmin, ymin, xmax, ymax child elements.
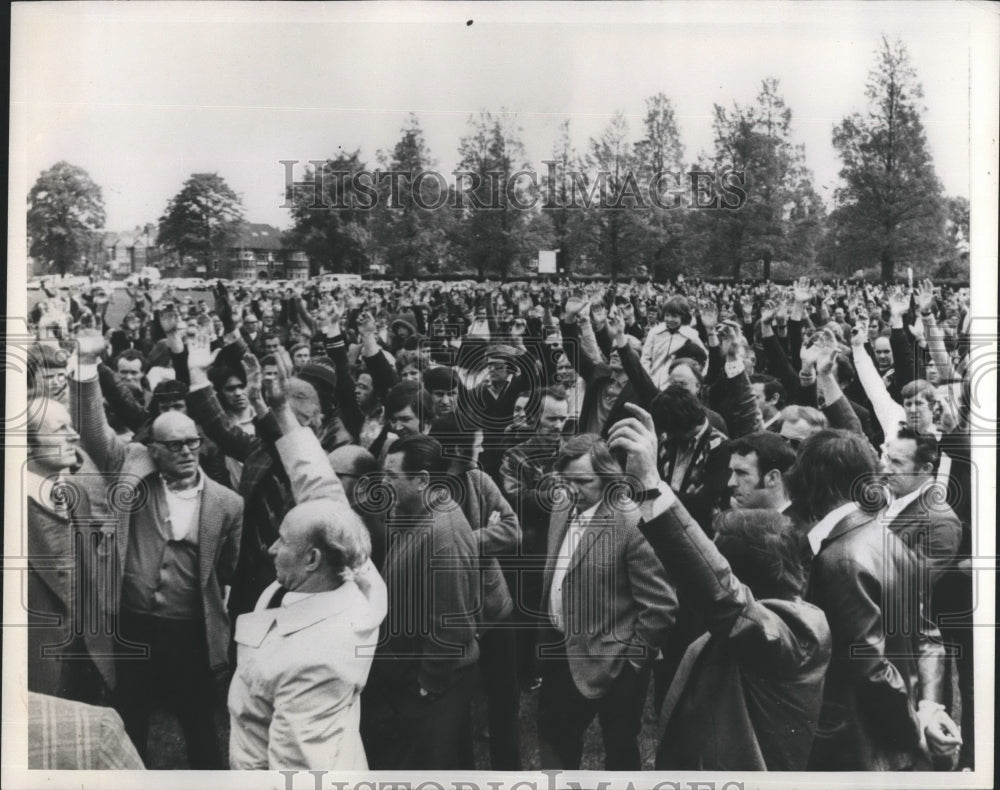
<box><xmin>23</xmin><ymin>271</ymin><xmax>976</xmax><ymax>772</ymax></box>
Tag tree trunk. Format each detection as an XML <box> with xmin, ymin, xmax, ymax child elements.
<box><xmin>762</xmin><ymin>251</ymin><xmax>772</xmax><ymax>280</ymax></box>
<box><xmin>880</xmin><ymin>251</ymin><xmax>894</xmax><ymax>283</ymax></box>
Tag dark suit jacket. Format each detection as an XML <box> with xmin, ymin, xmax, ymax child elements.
<box><xmin>72</xmin><ymin>376</ymin><xmax>244</xmax><ymax>672</ymax></box>
<box><xmin>885</xmin><ymin>495</ymin><xmax>963</xmax><ymax>589</ymax></box>
<box><xmin>639</xmin><ymin>499</ymin><xmax>831</xmax><ymax>770</ymax></box>
<box><xmin>27</xmin><ymin>486</ymin><xmax>117</xmax><ymax>700</ymax></box>
<box><xmin>806</xmin><ymin>507</ymin><xmax>946</xmax><ymax>770</ymax></box>
<box><xmin>539</xmin><ymin>499</ymin><xmax>677</xmax><ymax>699</ymax></box>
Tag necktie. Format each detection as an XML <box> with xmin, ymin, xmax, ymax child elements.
<box><xmin>267</xmin><ymin>586</ymin><xmax>288</xmax><ymax>609</ymax></box>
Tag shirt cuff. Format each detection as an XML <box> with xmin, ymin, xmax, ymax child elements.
<box><xmin>646</xmin><ymin>480</ymin><xmax>678</xmax><ymax>521</ymax></box>
<box><xmin>188</xmin><ymin>378</ymin><xmax>212</xmax><ymax>391</ymax></box>
<box><xmin>724</xmin><ymin>360</ymin><xmax>745</xmax><ymax>378</ymax></box>
<box><xmin>74</xmin><ymin>362</ymin><xmax>99</xmax><ymax>382</ymax></box>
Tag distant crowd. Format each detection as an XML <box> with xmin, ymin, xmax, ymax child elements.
<box><xmin>24</xmin><ymin>272</ymin><xmax>974</xmax><ymax>772</ymax></box>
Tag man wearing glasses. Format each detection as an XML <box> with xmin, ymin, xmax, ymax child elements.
<box><xmin>70</xmin><ymin>330</ymin><xmax>243</xmax><ymax>769</ymax></box>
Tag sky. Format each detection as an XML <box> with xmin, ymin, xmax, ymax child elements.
<box><xmin>9</xmin><ymin>1</ymin><xmax>996</xmax><ymax>233</ymax></box>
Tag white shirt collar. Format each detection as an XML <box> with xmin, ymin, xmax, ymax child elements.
<box><xmin>807</xmin><ymin>501</ymin><xmax>860</xmax><ymax>555</ymax></box>
<box><xmin>25</xmin><ymin>470</ymin><xmax>64</xmax><ymax>512</ymax></box>
<box><xmin>883</xmin><ymin>485</ymin><xmax>925</xmax><ymax>524</ymax></box>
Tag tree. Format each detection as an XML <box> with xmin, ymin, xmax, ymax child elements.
<box><xmin>541</xmin><ymin>120</ymin><xmax>588</xmax><ymax>276</ymax></box>
<box><xmin>698</xmin><ymin>78</ymin><xmax>825</xmax><ymax>279</ymax></box>
<box><xmin>157</xmin><ymin>173</ymin><xmax>244</xmax><ymax>274</ymax></box>
<box><xmin>455</xmin><ymin>110</ymin><xmax>537</xmax><ymax>278</ymax></box>
<box><xmin>581</xmin><ymin>111</ymin><xmax>645</xmax><ymax>281</ymax></box>
<box><xmin>633</xmin><ymin>94</ymin><xmax>687</xmax><ymax>280</ymax></box>
<box><xmin>371</xmin><ymin>115</ymin><xmax>453</xmax><ymax>278</ymax></box>
<box><xmin>831</xmin><ymin>37</ymin><xmax>948</xmax><ymax>282</ymax></box>
<box><xmin>283</xmin><ymin>152</ymin><xmax>374</xmax><ymax>275</ymax></box>
<box><xmin>27</xmin><ymin>162</ymin><xmax>106</xmax><ymax>275</ymax></box>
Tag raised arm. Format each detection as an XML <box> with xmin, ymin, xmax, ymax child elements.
<box><xmin>69</xmin><ymin>331</ymin><xmax>128</xmax><ymax>474</ymax></box>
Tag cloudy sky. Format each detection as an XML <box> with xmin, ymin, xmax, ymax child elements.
<box><xmin>10</xmin><ymin>1</ymin><xmax>997</xmax><ymax>233</ymax></box>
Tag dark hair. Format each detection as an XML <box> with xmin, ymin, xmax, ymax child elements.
<box><xmin>661</xmin><ymin>295</ymin><xmax>691</xmax><ymax>324</ymax></box>
<box><xmin>422</xmin><ymin>365</ymin><xmax>459</xmax><ymax>392</ymax></box>
<box><xmin>554</xmin><ymin>433</ymin><xmax>623</xmax><ymax>481</ymax></box>
<box><xmin>385</xmin><ymin>381</ymin><xmax>433</xmax><ymax>425</ymax></box>
<box><xmin>261</xmin><ymin>332</ymin><xmax>279</xmax><ymax>344</ymax></box>
<box><xmin>651</xmin><ymin>384</ymin><xmax>706</xmax><ymax>437</ymax></box>
<box><xmin>896</xmin><ymin>425</ymin><xmax>940</xmax><ymax>472</ymax></box>
<box><xmin>114</xmin><ymin>348</ymin><xmax>146</xmax><ymax>371</ymax></box>
<box><xmin>209</xmin><ymin>364</ymin><xmax>246</xmax><ymax>393</ymax></box>
<box><xmin>728</xmin><ymin>431</ymin><xmax>797</xmax><ymax>477</ymax></box>
<box><xmin>786</xmin><ymin>429</ymin><xmax>881</xmax><ymax>522</ymax></box>
<box><xmin>260</xmin><ymin>354</ymin><xmax>278</xmax><ymax>367</ymax></box>
<box><xmin>386</xmin><ymin>434</ymin><xmax>448</xmax><ymax>475</ymax></box>
<box><xmin>712</xmin><ymin>509</ymin><xmax>807</xmax><ymax>600</ymax></box>
<box><xmin>428</xmin><ymin>414</ymin><xmax>478</xmax><ymax>465</ymax></box>
<box><xmin>751</xmin><ymin>374</ymin><xmax>785</xmax><ymax>408</ymax></box>
<box><xmin>152</xmin><ymin>378</ymin><xmax>189</xmax><ymax>405</ymax></box>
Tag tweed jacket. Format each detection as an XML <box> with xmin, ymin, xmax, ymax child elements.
<box><xmin>71</xmin><ymin>375</ymin><xmax>243</xmax><ymax>672</ymax></box>
<box><xmin>28</xmin><ymin>693</ymin><xmax>144</xmax><ymax>770</ymax></box>
<box><xmin>639</xmin><ymin>498</ymin><xmax>831</xmax><ymax>770</ymax></box>
<box><xmin>658</xmin><ymin>422</ymin><xmax>731</xmax><ymax>533</ymax></box>
<box><xmin>806</xmin><ymin>507</ymin><xmax>946</xmax><ymax>771</ymax></box>
<box><xmin>540</xmin><ymin>499</ymin><xmax>677</xmax><ymax>699</ymax></box>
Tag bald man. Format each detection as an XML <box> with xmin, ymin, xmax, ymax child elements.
<box><xmin>229</xmin><ymin>501</ymin><xmax>386</xmax><ymax>769</ymax></box>
<box><xmin>70</xmin><ymin>330</ymin><xmax>243</xmax><ymax>769</ymax></box>
<box><xmin>26</xmin><ymin>398</ymin><xmax>116</xmax><ymax>704</ymax></box>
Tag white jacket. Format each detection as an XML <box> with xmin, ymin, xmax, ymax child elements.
<box><xmin>228</xmin><ymin>568</ymin><xmax>387</xmax><ymax>770</ymax></box>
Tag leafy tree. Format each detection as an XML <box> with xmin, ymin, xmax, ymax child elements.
<box><xmin>455</xmin><ymin>110</ymin><xmax>537</xmax><ymax>278</ymax></box>
<box><xmin>372</xmin><ymin>115</ymin><xmax>453</xmax><ymax>278</ymax></box>
<box><xmin>27</xmin><ymin>161</ymin><xmax>106</xmax><ymax>275</ymax></box>
<box><xmin>283</xmin><ymin>152</ymin><xmax>373</xmax><ymax>275</ymax></box>
<box><xmin>699</xmin><ymin>78</ymin><xmax>825</xmax><ymax>279</ymax></box>
<box><xmin>541</xmin><ymin>120</ymin><xmax>587</xmax><ymax>276</ymax></box>
<box><xmin>157</xmin><ymin>173</ymin><xmax>244</xmax><ymax>274</ymax></box>
<box><xmin>830</xmin><ymin>37</ymin><xmax>948</xmax><ymax>282</ymax></box>
<box><xmin>581</xmin><ymin>111</ymin><xmax>645</xmax><ymax>281</ymax></box>
<box><xmin>633</xmin><ymin>94</ymin><xmax>687</xmax><ymax>280</ymax></box>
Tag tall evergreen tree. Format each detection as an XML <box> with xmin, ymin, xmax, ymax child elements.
<box><xmin>373</xmin><ymin>115</ymin><xmax>451</xmax><ymax>278</ymax></box>
<box><xmin>830</xmin><ymin>37</ymin><xmax>948</xmax><ymax>282</ymax></box>
<box><xmin>701</xmin><ymin>78</ymin><xmax>825</xmax><ymax>279</ymax></box>
<box><xmin>455</xmin><ymin>110</ymin><xmax>536</xmax><ymax>278</ymax></box>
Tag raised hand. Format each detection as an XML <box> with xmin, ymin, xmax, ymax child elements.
<box><xmin>758</xmin><ymin>300</ymin><xmax>777</xmax><ymax>325</ymax></box>
<box><xmin>263</xmin><ymin>355</ymin><xmax>288</xmax><ymax>410</ymax></box>
<box><xmin>563</xmin><ymin>296</ymin><xmax>586</xmax><ymax>321</ymax></box>
<box><xmin>606</xmin><ymin>403</ymin><xmax>661</xmax><ymax>489</ymax></box>
<box><xmin>699</xmin><ymin>300</ymin><xmax>718</xmax><ymax>332</ymax></box>
<box><xmin>888</xmin><ymin>286</ymin><xmax>910</xmax><ymax>318</ymax></box>
<box><xmin>187</xmin><ymin>330</ymin><xmax>217</xmax><ymax>372</ymax></box>
<box><xmin>590</xmin><ymin>301</ymin><xmax>608</xmax><ymax>326</ymax></box>
<box><xmin>243</xmin><ymin>353</ymin><xmax>265</xmax><ymax>408</ymax></box>
<box><xmin>159</xmin><ymin>309</ymin><xmax>180</xmax><ymax>336</ymax></box>
<box><xmin>793</xmin><ymin>276</ymin><xmax>812</xmax><ymax>304</ymax></box>
<box><xmin>915</xmin><ymin>279</ymin><xmax>936</xmax><ymax>313</ymax></box>
<box><xmin>813</xmin><ymin>330</ymin><xmax>839</xmax><ymax>376</ymax></box>
<box><xmin>356</xmin><ymin>311</ymin><xmax>378</xmax><ymax>336</ymax></box>
<box><xmin>75</xmin><ymin>329</ymin><xmax>106</xmax><ymax>364</ymax></box>
<box><xmin>799</xmin><ymin>338</ymin><xmax>820</xmax><ymax>372</ymax></box>
<box><xmin>605</xmin><ymin>308</ymin><xmax>626</xmax><ymax>347</ymax></box>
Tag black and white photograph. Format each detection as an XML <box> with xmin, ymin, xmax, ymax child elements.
<box><xmin>4</xmin><ymin>2</ymin><xmax>997</xmax><ymax>789</ymax></box>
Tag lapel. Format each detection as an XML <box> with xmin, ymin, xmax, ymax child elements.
<box><xmin>542</xmin><ymin>504</ymin><xmax>574</xmax><ymax>598</ymax></box>
<box><xmin>27</xmin><ymin>500</ymin><xmax>73</xmax><ymax>608</ymax></box>
<box><xmin>566</xmin><ymin>501</ymin><xmax>613</xmax><ymax>577</ymax></box>
<box><xmin>680</xmin><ymin>429</ymin><xmax>711</xmax><ymax>492</ymax></box>
<box><xmin>822</xmin><ymin>507</ymin><xmax>875</xmax><ymax>550</ymax></box>
<box><xmin>198</xmin><ymin>478</ymin><xmax>224</xmax><ymax>586</ymax></box>
<box><xmin>117</xmin><ymin>447</ymin><xmax>158</xmax><ymax>574</ymax></box>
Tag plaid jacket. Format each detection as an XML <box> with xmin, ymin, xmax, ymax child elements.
<box><xmin>499</xmin><ymin>434</ymin><xmax>564</xmax><ymax>554</ymax></box>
